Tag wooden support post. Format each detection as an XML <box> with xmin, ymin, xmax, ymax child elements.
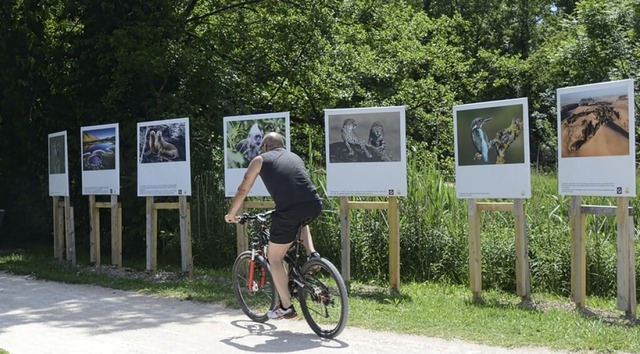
<box><xmin>627</xmin><ymin>213</ymin><xmax>636</xmax><ymax>319</ymax></box>
<box><xmin>616</xmin><ymin>197</ymin><xmax>635</xmax><ymax>318</ymax></box>
<box><xmin>341</xmin><ymin>198</ymin><xmax>401</xmax><ymax>290</ymax></box>
<box><xmin>110</xmin><ymin>195</ymin><xmax>121</xmax><ymax>267</ymax></box>
<box><xmin>469</xmin><ymin>200</ymin><xmax>531</xmax><ymax>301</ymax></box>
<box><xmin>64</xmin><ymin>198</ymin><xmax>76</xmax><ymax>265</ymax></box>
<box><xmin>51</xmin><ymin>196</ymin><xmax>75</xmax><ymax>264</ymax></box>
<box><xmin>388</xmin><ymin>197</ymin><xmax>400</xmax><ymax>291</ymax></box>
<box><xmin>514</xmin><ymin>199</ymin><xmax>531</xmax><ymax>300</ymax></box>
<box><xmin>340</xmin><ymin>197</ymin><xmax>351</xmax><ymax>290</ymax></box>
<box><xmin>89</xmin><ymin>195</ymin><xmax>98</xmax><ymax>264</ymax></box>
<box><xmin>180</xmin><ymin>195</ymin><xmax>193</xmax><ymax>276</ymax></box>
<box><xmin>69</xmin><ymin>206</ymin><xmax>76</xmax><ymax>265</ymax></box>
<box><xmin>467</xmin><ymin>199</ymin><xmax>482</xmax><ymax>300</ymax></box>
<box><xmin>55</xmin><ymin>197</ymin><xmax>65</xmax><ymax>260</ymax></box>
<box><xmin>146</xmin><ymin>197</ymin><xmax>157</xmax><ymax>273</ymax></box>
<box><xmin>118</xmin><ymin>205</ymin><xmax>122</xmax><ymax>266</ymax></box>
<box><xmin>90</xmin><ymin>196</ymin><xmax>122</xmax><ymax>267</ymax></box>
<box><xmin>57</xmin><ymin>200</ymin><xmax>65</xmax><ymax>260</ymax></box>
<box><xmin>235</xmin><ymin>204</ymin><xmax>246</xmax><ymax>255</ymax></box>
<box><xmin>569</xmin><ymin>198</ymin><xmax>636</xmax><ymax>317</ymax></box>
<box><xmin>145</xmin><ymin>196</ymin><xmax>192</xmax><ymax>276</ymax></box>
<box><xmin>52</xmin><ymin>197</ymin><xmax>62</xmax><ymax>259</ymax></box>
<box><xmin>570</xmin><ymin>196</ymin><xmax>586</xmax><ymax>308</ymax></box>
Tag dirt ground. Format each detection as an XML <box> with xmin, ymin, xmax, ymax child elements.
<box><xmin>0</xmin><ymin>272</ymin><xmax>569</xmax><ymax>354</ymax></box>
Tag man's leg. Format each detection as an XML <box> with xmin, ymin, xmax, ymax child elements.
<box><xmin>299</xmin><ymin>225</ymin><xmax>317</xmax><ymax>256</ymax></box>
<box><xmin>268</xmin><ymin>240</ymin><xmax>293</xmax><ymax>308</ymax></box>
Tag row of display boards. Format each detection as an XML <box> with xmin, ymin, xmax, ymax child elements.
<box><xmin>48</xmin><ymin>79</ymin><xmax>636</xmax><ymax>317</ymax></box>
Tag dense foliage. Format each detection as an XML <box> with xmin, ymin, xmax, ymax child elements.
<box><xmin>1</xmin><ymin>0</ymin><xmax>639</xmax><ymax>296</ymax></box>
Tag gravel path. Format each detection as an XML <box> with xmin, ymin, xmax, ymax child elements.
<box><xmin>0</xmin><ymin>272</ymin><xmax>566</xmax><ymax>354</ymax></box>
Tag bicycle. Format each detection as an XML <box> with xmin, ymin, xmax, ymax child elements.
<box><xmin>231</xmin><ymin>210</ymin><xmax>349</xmax><ymax>338</ymax></box>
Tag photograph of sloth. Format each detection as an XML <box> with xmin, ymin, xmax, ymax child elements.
<box><xmin>138</xmin><ymin>122</ymin><xmax>187</xmax><ymax>163</ymax></box>
<box><xmin>327</xmin><ymin>112</ymin><xmax>400</xmax><ymax>163</ymax></box>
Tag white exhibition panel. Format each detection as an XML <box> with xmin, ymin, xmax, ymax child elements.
<box><xmin>81</xmin><ymin>123</ymin><xmax>120</xmax><ymax>195</ymax></box>
<box><xmin>324</xmin><ymin>106</ymin><xmax>407</xmax><ymax>196</ymax></box>
<box><xmin>48</xmin><ymin>130</ymin><xmax>70</xmax><ymax>197</ymax></box>
<box><xmin>137</xmin><ymin>117</ymin><xmax>191</xmax><ymax>196</ymax></box>
<box><xmin>223</xmin><ymin>112</ymin><xmax>290</xmax><ymax>197</ymax></box>
<box><xmin>453</xmin><ymin>98</ymin><xmax>531</xmax><ymax>199</ymax></box>
<box><xmin>556</xmin><ymin>79</ymin><xmax>635</xmax><ymax>197</ymax></box>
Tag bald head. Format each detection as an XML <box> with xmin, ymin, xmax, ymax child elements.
<box><xmin>262</xmin><ymin>132</ymin><xmax>284</xmax><ymax>152</ymax></box>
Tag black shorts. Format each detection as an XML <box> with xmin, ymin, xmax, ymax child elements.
<box><xmin>269</xmin><ymin>200</ymin><xmax>322</xmax><ymax>244</ymax></box>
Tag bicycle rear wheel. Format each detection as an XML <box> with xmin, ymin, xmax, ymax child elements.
<box><xmin>232</xmin><ymin>251</ymin><xmax>278</xmax><ymax>322</ymax></box>
<box><xmin>298</xmin><ymin>257</ymin><xmax>349</xmax><ymax>338</ymax></box>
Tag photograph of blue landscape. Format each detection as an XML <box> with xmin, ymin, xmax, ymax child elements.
<box><xmin>82</xmin><ymin>126</ymin><xmax>116</xmax><ymax>171</ymax></box>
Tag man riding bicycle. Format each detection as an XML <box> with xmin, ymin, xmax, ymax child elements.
<box><xmin>225</xmin><ymin>132</ymin><xmax>322</xmax><ymax>319</ymax></box>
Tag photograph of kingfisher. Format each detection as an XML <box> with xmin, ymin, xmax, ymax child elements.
<box><xmin>470</xmin><ymin>117</ymin><xmax>492</xmax><ymax>163</ymax></box>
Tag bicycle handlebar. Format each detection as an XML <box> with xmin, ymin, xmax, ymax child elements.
<box><xmin>237</xmin><ymin>210</ymin><xmax>275</xmax><ymax>224</ymax></box>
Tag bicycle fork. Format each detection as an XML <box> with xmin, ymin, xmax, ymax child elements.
<box><xmin>247</xmin><ymin>249</ymin><xmax>267</xmax><ymax>292</ymax></box>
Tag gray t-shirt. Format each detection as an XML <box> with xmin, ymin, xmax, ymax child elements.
<box><xmin>259</xmin><ymin>148</ymin><xmax>320</xmax><ymax>210</ymax></box>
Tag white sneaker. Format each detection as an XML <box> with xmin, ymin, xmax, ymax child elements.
<box><xmin>267</xmin><ymin>304</ymin><xmax>297</xmax><ymax>319</ymax></box>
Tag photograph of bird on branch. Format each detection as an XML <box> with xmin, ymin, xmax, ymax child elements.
<box><xmin>455</xmin><ymin>103</ymin><xmax>526</xmax><ymax>166</ymax></box>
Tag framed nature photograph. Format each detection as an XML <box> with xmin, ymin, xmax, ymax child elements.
<box><xmin>48</xmin><ymin>130</ymin><xmax>70</xmax><ymax>197</ymax></box>
<box><xmin>81</xmin><ymin>123</ymin><xmax>119</xmax><ymax>195</ymax></box>
<box><xmin>137</xmin><ymin>117</ymin><xmax>191</xmax><ymax>196</ymax></box>
<box><xmin>453</xmin><ymin>98</ymin><xmax>531</xmax><ymax>199</ymax></box>
<box><xmin>324</xmin><ymin>106</ymin><xmax>407</xmax><ymax>196</ymax></box>
<box><xmin>223</xmin><ymin>112</ymin><xmax>290</xmax><ymax>197</ymax></box>
<box><xmin>557</xmin><ymin>79</ymin><xmax>635</xmax><ymax>196</ymax></box>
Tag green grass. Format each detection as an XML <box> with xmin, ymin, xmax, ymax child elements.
<box><xmin>1</xmin><ymin>251</ymin><xmax>638</xmax><ymax>353</ymax></box>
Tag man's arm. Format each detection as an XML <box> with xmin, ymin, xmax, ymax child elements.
<box><xmin>225</xmin><ymin>156</ymin><xmax>263</xmax><ymax>223</ymax></box>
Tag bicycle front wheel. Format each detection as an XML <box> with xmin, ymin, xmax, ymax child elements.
<box><xmin>298</xmin><ymin>257</ymin><xmax>349</xmax><ymax>338</ymax></box>
<box><xmin>232</xmin><ymin>251</ymin><xmax>278</xmax><ymax>323</ymax></box>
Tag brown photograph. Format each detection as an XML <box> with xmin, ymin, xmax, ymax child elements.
<box><xmin>559</xmin><ymin>91</ymin><xmax>630</xmax><ymax>158</ymax></box>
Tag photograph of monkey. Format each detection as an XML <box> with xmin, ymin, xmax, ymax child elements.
<box><xmin>226</xmin><ymin>117</ymin><xmax>286</xmax><ymax>168</ymax></box>
<box><xmin>138</xmin><ymin>122</ymin><xmax>187</xmax><ymax>163</ymax></box>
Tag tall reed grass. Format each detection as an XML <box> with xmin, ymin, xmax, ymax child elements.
<box><xmin>190</xmin><ymin>158</ymin><xmax>640</xmax><ymax>298</ymax></box>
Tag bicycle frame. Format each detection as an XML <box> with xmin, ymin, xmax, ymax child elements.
<box><xmin>284</xmin><ymin>241</ymin><xmax>308</xmax><ymax>291</ymax></box>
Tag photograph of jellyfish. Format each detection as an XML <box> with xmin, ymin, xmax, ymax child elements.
<box><xmin>82</xmin><ymin>126</ymin><xmax>117</xmax><ymax>171</ymax></box>
<box><xmin>81</xmin><ymin>123</ymin><xmax>120</xmax><ymax>195</ymax></box>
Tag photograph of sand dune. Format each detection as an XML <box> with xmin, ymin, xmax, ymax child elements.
<box><xmin>559</xmin><ymin>86</ymin><xmax>630</xmax><ymax>158</ymax></box>
<box><xmin>557</xmin><ymin>79</ymin><xmax>636</xmax><ymax>197</ymax></box>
